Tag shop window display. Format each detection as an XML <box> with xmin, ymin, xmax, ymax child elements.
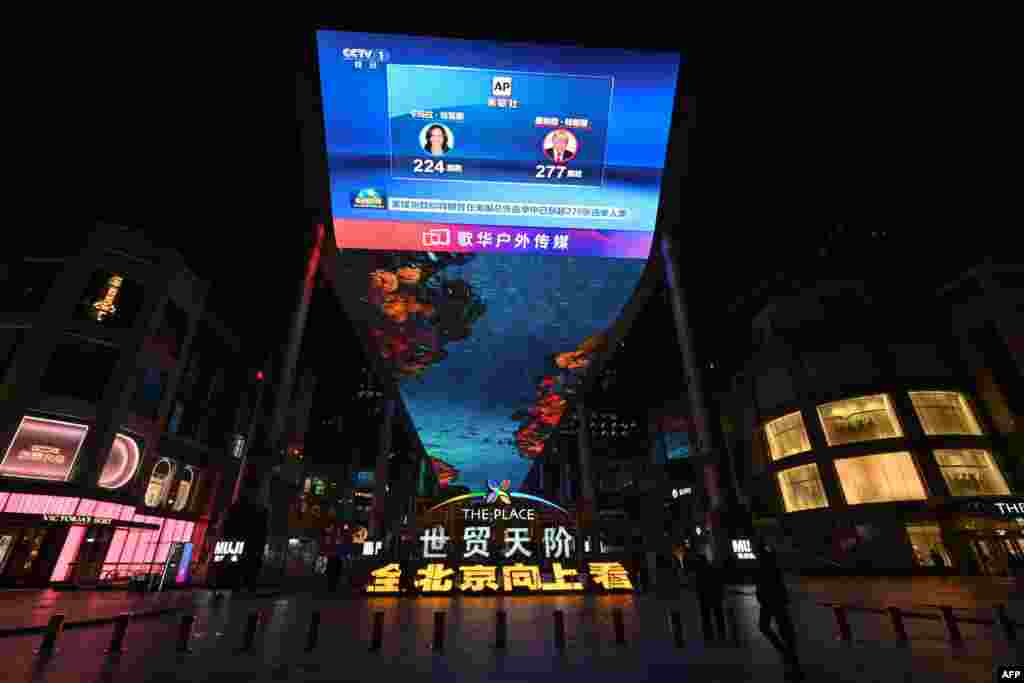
<box><xmin>834</xmin><ymin>452</ymin><xmax>927</xmax><ymax>504</ymax></box>
<box><xmin>934</xmin><ymin>449</ymin><xmax>1010</xmax><ymax>496</ymax></box>
<box><xmin>777</xmin><ymin>463</ymin><xmax>829</xmax><ymax>512</ymax></box>
<box><xmin>764</xmin><ymin>411</ymin><xmax>812</xmax><ymax>461</ymax></box>
<box><xmin>817</xmin><ymin>394</ymin><xmax>903</xmax><ymax>446</ymax></box>
<box><xmin>144</xmin><ymin>459</ymin><xmax>175</xmax><ymax>507</ymax></box>
<box><xmin>909</xmin><ymin>391</ymin><xmax>983</xmax><ymax>436</ymax></box>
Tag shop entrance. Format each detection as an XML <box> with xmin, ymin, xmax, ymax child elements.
<box><xmin>0</xmin><ymin>525</ymin><xmax>69</xmax><ymax>587</ymax></box>
<box><xmin>68</xmin><ymin>525</ymin><xmax>116</xmax><ymax>585</ymax></box>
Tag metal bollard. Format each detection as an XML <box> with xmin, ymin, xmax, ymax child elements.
<box><xmin>305</xmin><ymin>611</ymin><xmax>321</xmax><ymax>653</ymax></box>
<box><xmin>553</xmin><ymin>610</ymin><xmax>566</xmax><ymax>651</ymax></box>
<box><xmin>938</xmin><ymin>606</ymin><xmax>963</xmax><ymax>646</ymax></box>
<box><xmin>887</xmin><ymin>607</ymin><xmax>908</xmax><ymax>643</ymax></box>
<box><xmin>433</xmin><ymin>612</ymin><xmax>446</xmax><ymax>652</ymax></box>
<box><xmin>495</xmin><ymin>610</ymin><xmax>507</xmax><ymax>649</ymax></box>
<box><xmin>35</xmin><ymin>614</ymin><xmax>65</xmax><ymax>655</ymax></box>
<box><xmin>369</xmin><ymin>611</ymin><xmax>384</xmax><ymax>652</ymax></box>
<box><xmin>612</xmin><ymin>608</ymin><xmax>626</xmax><ymax>645</ymax></box>
<box><xmin>668</xmin><ymin>610</ymin><xmax>685</xmax><ymax>648</ymax></box>
<box><xmin>239</xmin><ymin>612</ymin><xmax>260</xmax><ymax>652</ymax></box>
<box><xmin>832</xmin><ymin>605</ymin><xmax>852</xmax><ymax>643</ymax></box>
<box><xmin>726</xmin><ymin>607</ymin><xmax>742</xmax><ymax>647</ymax></box>
<box><xmin>106</xmin><ymin>613</ymin><xmax>131</xmax><ymax>654</ymax></box>
<box><xmin>995</xmin><ymin>604</ymin><xmax>1016</xmax><ymax>642</ymax></box>
<box><xmin>177</xmin><ymin>614</ymin><xmax>195</xmax><ymax>653</ymax></box>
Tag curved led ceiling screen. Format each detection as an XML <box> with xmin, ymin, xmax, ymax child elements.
<box><xmin>317</xmin><ymin>31</ymin><xmax>680</xmax><ymax>491</ymax></box>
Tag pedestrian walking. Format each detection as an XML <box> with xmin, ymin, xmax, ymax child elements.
<box><xmin>689</xmin><ymin>553</ymin><xmax>726</xmax><ymax>642</ymax></box>
<box><xmin>754</xmin><ymin>540</ymin><xmax>803</xmax><ymax>680</ymax></box>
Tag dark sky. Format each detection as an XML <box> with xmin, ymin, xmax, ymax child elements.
<box><xmin>79</xmin><ymin>20</ymin><xmax>1003</xmax><ymax>363</ymax></box>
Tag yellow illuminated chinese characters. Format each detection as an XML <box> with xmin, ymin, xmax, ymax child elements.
<box><xmin>92</xmin><ymin>274</ymin><xmax>124</xmax><ymax>321</ymax></box>
<box><xmin>541</xmin><ymin>562</ymin><xmax>584</xmax><ymax>591</ymax></box>
<box><xmin>366</xmin><ymin>563</ymin><xmax>402</xmax><ymax>593</ymax></box>
<box><xmin>415</xmin><ymin>563</ymin><xmax>455</xmax><ymax>592</ymax></box>
<box><xmin>588</xmin><ymin>562</ymin><xmax>634</xmax><ymax>590</ymax></box>
<box><xmin>502</xmin><ymin>563</ymin><xmax>542</xmax><ymax>592</ymax></box>
<box><xmin>459</xmin><ymin>564</ymin><xmax>500</xmax><ymax>592</ymax></box>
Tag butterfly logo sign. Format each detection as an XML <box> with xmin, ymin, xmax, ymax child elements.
<box><xmin>486</xmin><ymin>480</ymin><xmax>512</xmax><ymax>505</ymax></box>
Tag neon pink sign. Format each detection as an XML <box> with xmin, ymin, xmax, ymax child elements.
<box><xmin>99</xmin><ymin>433</ymin><xmax>141</xmax><ymax>490</ymax></box>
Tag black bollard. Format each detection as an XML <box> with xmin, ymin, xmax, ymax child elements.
<box><xmin>887</xmin><ymin>607</ymin><xmax>908</xmax><ymax>643</ymax></box>
<box><xmin>996</xmin><ymin>604</ymin><xmax>1016</xmax><ymax>642</ymax></box>
<box><xmin>612</xmin><ymin>608</ymin><xmax>626</xmax><ymax>645</ymax></box>
<box><xmin>35</xmin><ymin>614</ymin><xmax>65</xmax><ymax>655</ymax></box>
<box><xmin>726</xmin><ymin>607</ymin><xmax>742</xmax><ymax>647</ymax></box>
<box><xmin>433</xmin><ymin>612</ymin><xmax>446</xmax><ymax>652</ymax></box>
<box><xmin>668</xmin><ymin>610</ymin><xmax>685</xmax><ymax>648</ymax></box>
<box><xmin>239</xmin><ymin>612</ymin><xmax>260</xmax><ymax>653</ymax></box>
<box><xmin>495</xmin><ymin>610</ymin><xmax>507</xmax><ymax>650</ymax></box>
<box><xmin>832</xmin><ymin>605</ymin><xmax>852</xmax><ymax>643</ymax></box>
<box><xmin>177</xmin><ymin>614</ymin><xmax>195</xmax><ymax>653</ymax></box>
<box><xmin>369</xmin><ymin>611</ymin><xmax>384</xmax><ymax>652</ymax></box>
<box><xmin>106</xmin><ymin>613</ymin><xmax>131</xmax><ymax>654</ymax></box>
<box><xmin>553</xmin><ymin>610</ymin><xmax>566</xmax><ymax>651</ymax></box>
<box><xmin>305</xmin><ymin>611</ymin><xmax>321</xmax><ymax>653</ymax></box>
<box><xmin>938</xmin><ymin>606</ymin><xmax>962</xmax><ymax>646</ymax></box>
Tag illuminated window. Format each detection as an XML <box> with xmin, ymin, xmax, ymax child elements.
<box><xmin>906</xmin><ymin>524</ymin><xmax>952</xmax><ymax>567</ymax></box>
<box><xmin>934</xmin><ymin>449</ymin><xmax>1010</xmax><ymax>496</ymax></box>
<box><xmin>764</xmin><ymin>411</ymin><xmax>812</xmax><ymax>461</ymax></box>
<box><xmin>170</xmin><ymin>466</ymin><xmax>195</xmax><ymax>512</ymax></box>
<box><xmin>144</xmin><ymin>458</ymin><xmax>175</xmax><ymax>507</ymax></box>
<box><xmin>817</xmin><ymin>394</ymin><xmax>903</xmax><ymax>446</ymax></box>
<box><xmin>909</xmin><ymin>391</ymin><xmax>983</xmax><ymax>436</ymax></box>
<box><xmin>777</xmin><ymin>464</ymin><xmax>829</xmax><ymax>512</ymax></box>
<box><xmin>834</xmin><ymin>452</ymin><xmax>927</xmax><ymax>504</ymax></box>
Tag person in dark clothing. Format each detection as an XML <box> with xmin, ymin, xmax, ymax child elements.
<box><xmin>755</xmin><ymin>540</ymin><xmax>803</xmax><ymax>679</ymax></box>
<box><xmin>689</xmin><ymin>553</ymin><xmax>727</xmax><ymax>642</ymax></box>
<box><xmin>930</xmin><ymin>547</ymin><xmax>946</xmax><ymax>569</ymax></box>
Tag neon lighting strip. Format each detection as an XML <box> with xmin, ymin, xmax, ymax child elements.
<box><xmin>427</xmin><ymin>491</ymin><xmax>568</xmax><ymax>515</ymax></box>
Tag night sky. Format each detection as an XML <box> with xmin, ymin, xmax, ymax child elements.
<box><xmin>77</xmin><ymin>20</ymin><xmax>1006</xmax><ymax>374</ymax></box>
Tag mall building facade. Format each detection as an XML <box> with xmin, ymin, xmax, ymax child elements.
<box><xmin>0</xmin><ymin>225</ymin><xmax>256</xmax><ymax>588</ymax></box>
<box><xmin>725</xmin><ymin>275</ymin><xmax>1022</xmax><ymax>575</ymax></box>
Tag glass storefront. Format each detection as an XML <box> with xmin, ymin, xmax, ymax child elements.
<box><xmin>834</xmin><ymin>452</ymin><xmax>928</xmax><ymax>505</ymax></box>
<box><xmin>905</xmin><ymin>523</ymin><xmax>952</xmax><ymax>567</ymax></box>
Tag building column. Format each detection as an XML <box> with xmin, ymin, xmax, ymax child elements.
<box><xmin>660</xmin><ymin>236</ymin><xmax>729</xmax><ymax>565</ymax></box>
<box><xmin>369</xmin><ymin>397</ymin><xmax>395</xmax><ymax>540</ymax></box>
<box><xmin>268</xmin><ymin>222</ymin><xmax>325</xmax><ymax>455</ymax></box>
<box><xmin>575</xmin><ymin>401</ymin><xmax>596</xmax><ymax>574</ymax></box>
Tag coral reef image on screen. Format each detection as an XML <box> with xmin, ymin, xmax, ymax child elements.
<box><xmin>316</xmin><ymin>31</ymin><xmax>680</xmax><ymax>490</ymax></box>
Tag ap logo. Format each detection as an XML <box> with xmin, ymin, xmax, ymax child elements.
<box><xmin>485</xmin><ymin>479</ymin><xmax>512</xmax><ymax>505</ymax></box>
<box><xmin>492</xmin><ymin>76</ymin><xmax>512</xmax><ymax>97</ymax></box>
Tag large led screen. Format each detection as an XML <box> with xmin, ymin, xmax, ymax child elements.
<box><xmin>317</xmin><ymin>30</ymin><xmax>681</xmax><ymax>491</ymax></box>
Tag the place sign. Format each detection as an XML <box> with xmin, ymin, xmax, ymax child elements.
<box><xmin>366</xmin><ymin>560</ymin><xmax>634</xmax><ymax>594</ymax></box>
<box><xmin>43</xmin><ymin>514</ymin><xmax>113</xmax><ymax>525</ymax></box>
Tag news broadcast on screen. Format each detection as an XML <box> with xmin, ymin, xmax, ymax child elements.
<box><xmin>316</xmin><ymin>31</ymin><xmax>681</xmax><ymax>259</ymax></box>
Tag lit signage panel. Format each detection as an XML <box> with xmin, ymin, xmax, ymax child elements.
<box><xmin>317</xmin><ymin>31</ymin><xmax>680</xmax><ymax>489</ymax></box>
<box><xmin>0</xmin><ymin>417</ymin><xmax>88</xmax><ymax>481</ymax></box>
<box><xmin>0</xmin><ymin>416</ymin><xmax>142</xmax><ymax>488</ymax></box>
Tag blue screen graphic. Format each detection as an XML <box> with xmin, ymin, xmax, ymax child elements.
<box><xmin>317</xmin><ymin>31</ymin><xmax>681</xmax><ymax>491</ymax></box>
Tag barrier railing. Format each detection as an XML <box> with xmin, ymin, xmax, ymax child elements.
<box><xmin>27</xmin><ymin>598</ymin><xmax>1019</xmax><ymax>663</ymax></box>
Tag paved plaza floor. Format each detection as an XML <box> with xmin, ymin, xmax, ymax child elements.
<box><xmin>0</xmin><ymin>582</ymin><xmax>1018</xmax><ymax>682</ymax></box>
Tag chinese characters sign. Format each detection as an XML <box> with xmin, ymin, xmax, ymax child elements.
<box><xmin>367</xmin><ymin>561</ymin><xmax>629</xmax><ymax>594</ymax></box>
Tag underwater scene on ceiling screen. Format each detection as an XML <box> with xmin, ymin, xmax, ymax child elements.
<box><xmin>335</xmin><ymin>249</ymin><xmax>644</xmax><ymax>491</ymax></box>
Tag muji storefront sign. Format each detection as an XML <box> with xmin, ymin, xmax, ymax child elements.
<box><xmin>365</xmin><ymin>480</ymin><xmax>634</xmax><ymax>594</ymax></box>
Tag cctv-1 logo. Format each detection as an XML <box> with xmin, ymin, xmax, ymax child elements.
<box><xmin>341</xmin><ymin>48</ymin><xmax>390</xmax><ymax>63</ymax></box>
